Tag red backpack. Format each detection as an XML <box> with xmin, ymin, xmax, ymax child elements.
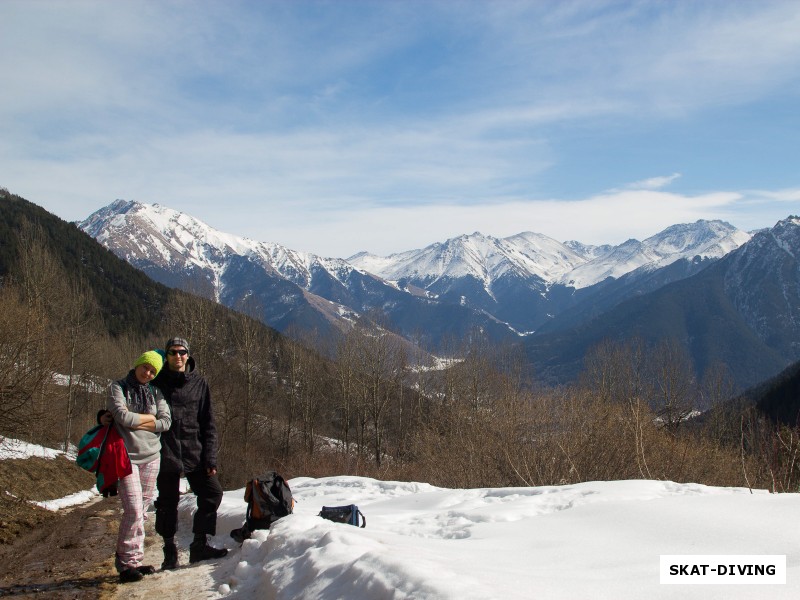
<box><xmin>76</xmin><ymin>424</ymin><xmax>131</xmax><ymax>495</ymax></box>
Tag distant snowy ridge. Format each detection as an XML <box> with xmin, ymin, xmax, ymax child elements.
<box><xmin>82</xmin><ymin>201</ymin><xmax>750</xmax><ymax>295</ymax></box>
<box><xmin>79</xmin><ymin>200</ymin><xmax>762</xmax><ymax>354</ymax></box>
<box><xmin>350</xmin><ymin>230</ymin><xmax>585</xmax><ymax>289</ymax></box>
<box><xmin>349</xmin><ymin>220</ymin><xmax>751</xmax><ymax>290</ymax></box>
<box><xmin>562</xmin><ymin>220</ymin><xmax>752</xmax><ymax>288</ymax></box>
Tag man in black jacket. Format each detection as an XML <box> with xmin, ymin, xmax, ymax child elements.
<box><xmin>153</xmin><ymin>337</ymin><xmax>228</xmax><ymax>569</ymax></box>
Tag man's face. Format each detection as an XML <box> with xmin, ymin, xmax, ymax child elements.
<box><xmin>166</xmin><ymin>345</ymin><xmax>188</xmax><ymax>372</ymax></box>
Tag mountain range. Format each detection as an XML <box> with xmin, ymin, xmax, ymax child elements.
<box><xmin>78</xmin><ymin>200</ymin><xmax>800</xmax><ymax>389</ymax></box>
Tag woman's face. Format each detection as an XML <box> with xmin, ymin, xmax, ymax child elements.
<box><xmin>134</xmin><ymin>363</ymin><xmax>158</xmax><ymax>384</ymax></box>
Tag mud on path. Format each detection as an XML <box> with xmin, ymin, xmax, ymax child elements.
<box><xmin>0</xmin><ymin>453</ymin><xmax>225</xmax><ymax>600</ymax></box>
<box><xmin>0</xmin><ymin>495</ymin><xmax>227</xmax><ymax>600</ymax></box>
<box><xmin>0</xmin><ymin>496</ymin><xmax>120</xmax><ymax>599</ymax></box>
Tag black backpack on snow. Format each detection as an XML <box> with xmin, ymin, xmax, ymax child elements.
<box><xmin>230</xmin><ymin>470</ymin><xmax>294</xmax><ymax>542</ymax></box>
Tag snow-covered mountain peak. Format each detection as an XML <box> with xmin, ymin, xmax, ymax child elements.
<box><xmin>559</xmin><ymin>219</ymin><xmax>751</xmax><ymax>288</ymax></box>
<box><xmin>82</xmin><ymin>200</ymin><xmax>261</xmax><ymax>269</ymax></box>
<box><xmin>770</xmin><ymin>215</ymin><xmax>800</xmax><ymax>236</ymax></box>
<box><xmin>749</xmin><ymin>215</ymin><xmax>800</xmax><ymax>259</ymax></box>
<box><xmin>562</xmin><ymin>240</ymin><xmax>614</xmax><ymax>261</ymax></box>
<box><xmin>79</xmin><ymin>201</ymin><xmax>362</xmax><ymax>296</ymax></box>
<box><xmin>348</xmin><ymin>230</ymin><xmax>586</xmax><ymax>287</ymax></box>
<box><xmin>643</xmin><ymin>219</ymin><xmax>751</xmax><ymax>259</ymax></box>
<box><xmin>81</xmin><ymin>199</ymin><xmax>756</xmax><ymax>342</ymax></box>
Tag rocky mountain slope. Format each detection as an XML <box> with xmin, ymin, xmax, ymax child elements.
<box><xmin>79</xmin><ymin>200</ymin><xmax>799</xmax><ymax>388</ymax></box>
<box><xmin>79</xmin><ymin>201</ymin><xmax>514</xmax><ymax>346</ymax></box>
<box><xmin>79</xmin><ymin>201</ymin><xmax>750</xmax><ymax>342</ymax></box>
<box><xmin>524</xmin><ymin>217</ymin><xmax>800</xmax><ymax>389</ymax></box>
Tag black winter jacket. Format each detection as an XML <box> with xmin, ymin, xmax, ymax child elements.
<box><xmin>153</xmin><ymin>357</ymin><xmax>218</xmax><ymax>474</ymax></box>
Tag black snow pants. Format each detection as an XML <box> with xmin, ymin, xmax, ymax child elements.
<box><xmin>155</xmin><ymin>469</ymin><xmax>223</xmax><ymax>538</ymax></box>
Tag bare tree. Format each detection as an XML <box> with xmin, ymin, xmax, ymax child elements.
<box><xmin>356</xmin><ymin>320</ymin><xmax>407</xmax><ymax>468</ymax></box>
<box><xmin>650</xmin><ymin>338</ymin><xmax>696</xmax><ymax>433</ymax></box>
<box><xmin>59</xmin><ymin>275</ymin><xmax>101</xmax><ymax>451</ymax></box>
<box><xmin>293</xmin><ymin>330</ymin><xmax>327</xmax><ymax>456</ymax></box>
<box><xmin>0</xmin><ymin>283</ymin><xmax>53</xmax><ymax>437</ymax></box>
<box><xmin>581</xmin><ymin>338</ymin><xmax>653</xmax><ymax>478</ymax></box>
<box><xmin>230</xmin><ymin>299</ymin><xmax>271</xmax><ymax>458</ymax></box>
<box><xmin>334</xmin><ymin>329</ymin><xmax>360</xmax><ymax>456</ymax></box>
<box><xmin>162</xmin><ymin>291</ymin><xmax>215</xmax><ymax>357</ymax></box>
<box><xmin>10</xmin><ymin>221</ymin><xmax>65</xmax><ymax>443</ymax></box>
<box><xmin>700</xmin><ymin>361</ymin><xmax>739</xmax><ymax>446</ymax></box>
<box><xmin>276</xmin><ymin>331</ymin><xmax>306</xmax><ymax>458</ymax></box>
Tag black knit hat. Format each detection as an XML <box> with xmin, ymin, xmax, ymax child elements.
<box><xmin>165</xmin><ymin>337</ymin><xmax>190</xmax><ymax>354</ymax></box>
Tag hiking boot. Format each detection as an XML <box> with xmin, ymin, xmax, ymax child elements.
<box><xmin>119</xmin><ymin>568</ymin><xmax>144</xmax><ymax>583</ymax></box>
<box><xmin>189</xmin><ymin>540</ymin><xmax>229</xmax><ymax>564</ymax></box>
<box><xmin>161</xmin><ymin>542</ymin><xmax>179</xmax><ymax>570</ymax></box>
<box><xmin>230</xmin><ymin>526</ymin><xmax>251</xmax><ymax>544</ymax></box>
<box><xmin>137</xmin><ymin>565</ymin><xmax>157</xmax><ymax>576</ymax></box>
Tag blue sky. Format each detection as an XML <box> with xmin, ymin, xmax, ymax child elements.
<box><xmin>2</xmin><ymin>0</ymin><xmax>799</xmax><ymax>257</ymax></box>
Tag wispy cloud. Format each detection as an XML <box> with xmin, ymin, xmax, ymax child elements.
<box><xmin>238</xmin><ymin>189</ymin><xmax>756</xmax><ymax>257</ymax></box>
<box><xmin>746</xmin><ymin>188</ymin><xmax>800</xmax><ymax>203</ymax></box>
<box><xmin>621</xmin><ymin>174</ymin><xmax>682</xmax><ymax>191</ymax></box>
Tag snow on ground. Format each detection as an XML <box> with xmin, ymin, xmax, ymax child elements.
<box><xmin>175</xmin><ymin>476</ymin><xmax>800</xmax><ymax>600</ymax></box>
<box><xmin>0</xmin><ymin>437</ymin><xmax>65</xmax><ymax>460</ymax></box>
<box><xmin>1</xmin><ymin>436</ymin><xmax>99</xmax><ymax>511</ymax></box>
<box><xmin>33</xmin><ymin>488</ymin><xmax>99</xmax><ymax>511</ymax></box>
<box><xmin>4</xmin><ymin>438</ymin><xmax>799</xmax><ymax>598</ymax></box>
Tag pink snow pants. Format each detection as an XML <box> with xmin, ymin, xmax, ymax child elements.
<box><xmin>116</xmin><ymin>456</ymin><xmax>160</xmax><ymax>570</ymax></box>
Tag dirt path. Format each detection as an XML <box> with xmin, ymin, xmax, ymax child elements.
<box><xmin>0</xmin><ymin>496</ymin><xmax>119</xmax><ymax>599</ymax></box>
<box><xmin>0</xmin><ymin>496</ymin><xmax>231</xmax><ymax>600</ymax></box>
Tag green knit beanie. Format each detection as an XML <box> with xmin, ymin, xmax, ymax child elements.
<box><xmin>134</xmin><ymin>350</ymin><xmax>164</xmax><ymax>376</ymax></box>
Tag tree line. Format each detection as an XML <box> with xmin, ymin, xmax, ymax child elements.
<box><xmin>2</xmin><ymin>219</ymin><xmax>799</xmax><ymax>494</ymax></box>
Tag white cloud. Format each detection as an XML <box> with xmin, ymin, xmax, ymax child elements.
<box><xmin>622</xmin><ymin>174</ymin><xmax>682</xmax><ymax>191</ymax></box>
<box><xmin>746</xmin><ymin>188</ymin><xmax>800</xmax><ymax>203</ymax></box>
<box><xmin>240</xmin><ymin>189</ymin><xmax>750</xmax><ymax>258</ymax></box>
<box><xmin>4</xmin><ymin>116</ymin><xmax>797</xmax><ymax>258</ymax></box>
<box><xmin>630</xmin><ymin>2</ymin><xmax>800</xmax><ymax>112</ymax></box>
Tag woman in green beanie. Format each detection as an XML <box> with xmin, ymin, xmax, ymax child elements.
<box><xmin>105</xmin><ymin>350</ymin><xmax>172</xmax><ymax>583</ymax></box>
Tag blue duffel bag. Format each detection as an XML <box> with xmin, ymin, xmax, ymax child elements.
<box><xmin>318</xmin><ymin>504</ymin><xmax>366</xmax><ymax>528</ymax></box>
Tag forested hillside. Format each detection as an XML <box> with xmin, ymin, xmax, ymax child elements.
<box><xmin>0</xmin><ymin>189</ymin><xmax>170</xmax><ymax>336</ymax></box>
<box><xmin>739</xmin><ymin>360</ymin><xmax>800</xmax><ymax>426</ymax></box>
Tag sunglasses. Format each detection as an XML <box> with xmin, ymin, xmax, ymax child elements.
<box><xmin>167</xmin><ymin>349</ymin><xmax>188</xmax><ymax>356</ymax></box>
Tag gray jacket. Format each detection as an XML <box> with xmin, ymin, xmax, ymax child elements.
<box><xmin>107</xmin><ymin>372</ymin><xmax>172</xmax><ymax>465</ymax></box>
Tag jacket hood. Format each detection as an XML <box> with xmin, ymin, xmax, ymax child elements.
<box><xmin>184</xmin><ymin>356</ymin><xmax>196</xmax><ymax>374</ymax></box>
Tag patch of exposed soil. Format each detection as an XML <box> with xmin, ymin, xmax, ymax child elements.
<box><xmin>0</xmin><ymin>454</ymin><xmax>122</xmax><ymax>598</ymax></box>
<box><xmin>0</xmin><ymin>454</ymin><xmax>224</xmax><ymax>599</ymax></box>
<box><xmin>0</xmin><ymin>496</ymin><xmax>120</xmax><ymax>599</ymax></box>
<box><xmin>0</xmin><ymin>456</ymin><xmax>95</xmax><ymax>545</ymax></box>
